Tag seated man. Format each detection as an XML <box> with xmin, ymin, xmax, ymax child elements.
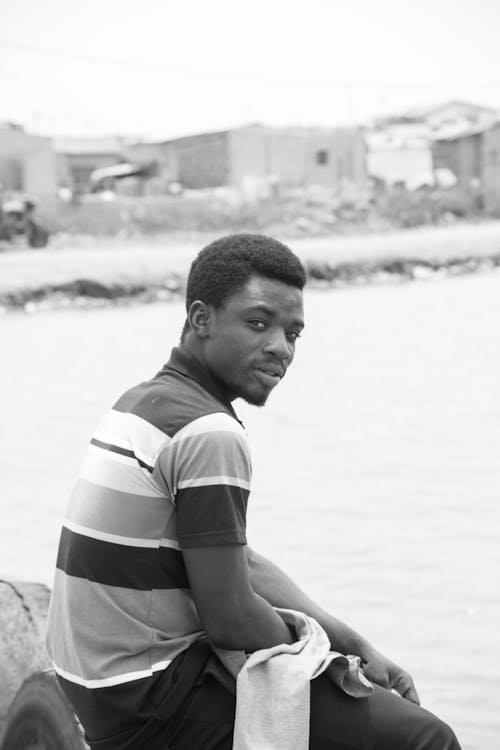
<box><xmin>46</xmin><ymin>233</ymin><xmax>461</xmax><ymax>749</ymax></box>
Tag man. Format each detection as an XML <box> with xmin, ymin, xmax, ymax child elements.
<box><xmin>47</xmin><ymin>234</ymin><xmax>460</xmax><ymax>749</ymax></box>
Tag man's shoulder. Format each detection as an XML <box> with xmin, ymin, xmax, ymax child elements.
<box><xmin>112</xmin><ymin>369</ymin><xmax>236</xmax><ymax>439</ymax></box>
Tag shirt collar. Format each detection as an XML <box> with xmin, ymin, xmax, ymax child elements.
<box><xmin>158</xmin><ymin>346</ymin><xmax>241</xmax><ymax>423</ymax></box>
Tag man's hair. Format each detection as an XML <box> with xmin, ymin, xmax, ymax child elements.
<box><xmin>185</xmin><ymin>233</ymin><xmax>306</xmax><ymax>312</ymax></box>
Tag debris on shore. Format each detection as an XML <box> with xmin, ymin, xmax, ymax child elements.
<box><xmin>1</xmin><ymin>274</ymin><xmax>184</xmax><ymax>313</ymax></box>
<box><xmin>305</xmin><ymin>252</ymin><xmax>500</xmax><ymax>286</ymax></box>
<box><xmin>1</xmin><ymin>253</ymin><xmax>499</xmax><ymax>313</ymax></box>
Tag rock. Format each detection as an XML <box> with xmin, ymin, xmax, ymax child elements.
<box><xmin>0</xmin><ymin>581</ymin><xmax>51</xmax><ymax>741</ymax></box>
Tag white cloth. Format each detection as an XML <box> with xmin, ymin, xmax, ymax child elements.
<box><xmin>215</xmin><ymin>608</ymin><xmax>373</xmax><ymax>750</ymax></box>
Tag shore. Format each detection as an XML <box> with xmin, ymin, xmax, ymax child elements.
<box><xmin>2</xmin><ymin>221</ymin><xmax>500</xmax><ymax>311</ymax></box>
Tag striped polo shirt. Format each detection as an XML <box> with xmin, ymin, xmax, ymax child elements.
<box><xmin>46</xmin><ymin>347</ymin><xmax>251</xmax><ymax>745</ymax></box>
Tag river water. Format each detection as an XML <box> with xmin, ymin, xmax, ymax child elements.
<box><xmin>1</xmin><ymin>271</ymin><xmax>499</xmax><ymax>749</ymax></box>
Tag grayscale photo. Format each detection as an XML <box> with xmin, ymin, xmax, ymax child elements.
<box><xmin>1</xmin><ymin>2</ymin><xmax>499</xmax><ymax>749</ymax></box>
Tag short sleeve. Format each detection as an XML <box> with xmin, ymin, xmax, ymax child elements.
<box><xmin>157</xmin><ymin>413</ymin><xmax>251</xmax><ymax>549</ymax></box>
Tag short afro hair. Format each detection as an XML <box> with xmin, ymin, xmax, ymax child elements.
<box><xmin>185</xmin><ymin>233</ymin><xmax>306</xmax><ymax>312</ymax></box>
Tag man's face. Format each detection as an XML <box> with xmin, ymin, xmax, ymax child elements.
<box><xmin>203</xmin><ymin>274</ymin><xmax>304</xmax><ymax>406</ymax></box>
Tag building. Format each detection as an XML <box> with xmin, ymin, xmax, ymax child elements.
<box><xmin>54</xmin><ymin>136</ymin><xmax>127</xmax><ymax>193</ymax></box>
<box><xmin>404</xmin><ymin>100</ymin><xmax>499</xmax><ymax>132</ymax></box>
<box><xmin>0</xmin><ymin>122</ymin><xmax>57</xmax><ymax>197</ymax></box>
<box><xmin>366</xmin><ymin>123</ymin><xmax>433</xmax><ymax>189</ymax></box>
<box><xmin>366</xmin><ymin>100</ymin><xmax>499</xmax><ymax>190</ymax></box>
<box><xmin>431</xmin><ymin>125</ymin><xmax>487</xmax><ymax>193</ymax></box>
<box><xmin>126</xmin><ymin>124</ymin><xmax>367</xmax><ymax>197</ymax></box>
<box><xmin>229</xmin><ymin>125</ymin><xmax>367</xmax><ymax>196</ymax></box>
<box><xmin>432</xmin><ymin>119</ymin><xmax>500</xmax><ymax>213</ymax></box>
<box><xmin>482</xmin><ymin>123</ymin><xmax>500</xmax><ymax>214</ymax></box>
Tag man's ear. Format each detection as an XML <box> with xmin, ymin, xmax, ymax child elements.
<box><xmin>187</xmin><ymin>300</ymin><xmax>211</xmax><ymax>338</ymax></box>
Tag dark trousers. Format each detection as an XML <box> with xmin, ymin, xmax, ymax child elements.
<box><xmin>121</xmin><ymin>644</ymin><xmax>461</xmax><ymax>750</ymax></box>
<box><xmin>160</xmin><ymin>671</ymin><xmax>461</xmax><ymax>750</ymax></box>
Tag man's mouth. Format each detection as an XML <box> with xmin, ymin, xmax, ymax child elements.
<box><xmin>253</xmin><ymin>366</ymin><xmax>285</xmax><ymax>387</ymax></box>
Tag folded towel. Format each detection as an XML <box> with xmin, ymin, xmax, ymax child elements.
<box><xmin>215</xmin><ymin>608</ymin><xmax>373</xmax><ymax>750</ymax></box>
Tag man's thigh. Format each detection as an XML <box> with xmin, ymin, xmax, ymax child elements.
<box><xmin>166</xmin><ymin>673</ymin><xmax>461</xmax><ymax>750</ymax></box>
<box><xmin>165</xmin><ymin>676</ymin><xmax>235</xmax><ymax>750</ymax></box>
<box><xmin>310</xmin><ymin>675</ymin><xmax>461</xmax><ymax>750</ymax></box>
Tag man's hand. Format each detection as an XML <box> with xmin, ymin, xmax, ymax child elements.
<box><xmin>361</xmin><ymin>647</ymin><xmax>420</xmax><ymax>704</ymax></box>
<box><xmin>244</xmin><ymin>548</ymin><xmax>421</xmax><ymax>704</ymax></box>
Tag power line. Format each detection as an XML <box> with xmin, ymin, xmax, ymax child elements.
<box><xmin>2</xmin><ymin>37</ymin><xmax>500</xmax><ymax>90</ymax></box>
<box><xmin>0</xmin><ymin>37</ymin><xmax>315</xmax><ymax>83</ymax></box>
<box><xmin>0</xmin><ymin>67</ymin><xmax>103</xmax><ymax>133</ymax></box>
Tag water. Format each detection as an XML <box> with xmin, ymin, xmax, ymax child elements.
<box><xmin>1</xmin><ymin>272</ymin><xmax>499</xmax><ymax>750</ymax></box>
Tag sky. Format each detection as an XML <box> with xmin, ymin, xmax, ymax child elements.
<box><xmin>1</xmin><ymin>0</ymin><xmax>500</xmax><ymax>140</ymax></box>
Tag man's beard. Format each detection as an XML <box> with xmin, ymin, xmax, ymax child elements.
<box><xmin>242</xmin><ymin>393</ymin><xmax>267</xmax><ymax>407</ymax></box>
<box><xmin>221</xmin><ymin>371</ymin><xmax>272</xmax><ymax>407</ymax></box>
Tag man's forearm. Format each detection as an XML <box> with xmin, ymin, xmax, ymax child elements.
<box><xmin>246</xmin><ymin>547</ymin><xmax>421</xmax><ymax>704</ymax></box>
<box><xmin>246</xmin><ymin>546</ymin><xmax>373</xmax><ymax>657</ymax></box>
<box><xmin>207</xmin><ymin>588</ymin><xmax>293</xmax><ymax>652</ymax></box>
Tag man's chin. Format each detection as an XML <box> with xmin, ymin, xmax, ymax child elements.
<box><xmin>243</xmin><ymin>396</ymin><xmax>267</xmax><ymax>407</ymax></box>
<box><xmin>241</xmin><ymin>389</ymin><xmax>269</xmax><ymax>407</ymax></box>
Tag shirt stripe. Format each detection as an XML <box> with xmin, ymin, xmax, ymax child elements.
<box><xmin>52</xmin><ymin>658</ymin><xmax>174</xmax><ymax>689</ymax></box>
<box><xmin>80</xmin><ymin>446</ymin><xmax>166</xmax><ymax>497</ymax></box>
<box><xmin>177</xmin><ymin>475</ymin><xmax>251</xmax><ymax>490</ymax></box>
<box><xmin>63</xmin><ymin>518</ymin><xmax>180</xmax><ymax>551</ymax></box>
<box><xmin>66</xmin><ymin>478</ymin><xmax>173</xmax><ymax>541</ymax></box>
<box><xmin>90</xmin><ymin>438</ymin><xmax>154</xmax><ymax>473</ymax></box>
<box><xmin>94</xmin><ymin>409</ymin><xmax>170</xmax><ymax>466</ymax></box>
<box><xmin>63</xmin><ymin>519</ymin><xmax>162</xmax><ymax>548</ymax></box>
<box><xmin>170</xmin><ymin>411</ymin><xmax>247</xmax><ymax>443</ymax></box>
<box><xmin>56</xmin><ymin>526</ymin><xmax>189</xmax><ymax>589</ymax></box>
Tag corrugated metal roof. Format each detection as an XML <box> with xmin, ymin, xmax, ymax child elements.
<box><xmin>431</xmin><ymin>122</ymin><xmax>495</xmax><ymax>142</ymax></box>
<box><xmin>53</xmin><ymin>136</ymin><xmax>126</xmax><ymax>155</ymax></box>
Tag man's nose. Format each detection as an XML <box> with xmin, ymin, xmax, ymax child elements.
<box><xmin>263</xmin><ymin>329</ymin><xmax>291</xmax><ymax>359</ymax></box>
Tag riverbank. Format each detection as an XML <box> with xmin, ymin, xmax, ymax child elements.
<box><xmin>2</xmin><ymin>221</ymin><xmax>500</xmax><ymax>311</ymax></box>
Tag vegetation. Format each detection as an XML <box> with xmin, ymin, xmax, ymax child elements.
<box><xmin>35</xmin><ymin>184</ymin><xmax>483</xmax><ymax>242</ymax></box>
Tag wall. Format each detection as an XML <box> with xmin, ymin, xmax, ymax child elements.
<box><xmin>57</xmin><ymin>153</ymin><xmax>121</xmax><ymax>192</ymax></box>
<box><xmin>366</xmin><ymin>124</ymin><xmax>434</xmax><ymax>189</ymax></box>
<box><xmin>482</xmin><ymin>124</ymin><xmax>500</xmax><ymax>214</ymax></box>
<box><xmin>0</xmin><ymin>129</ymin><xmax>57</xmax><ymax>196</ymax></box>
<box><xmin>305</xmin><ymin>127</ymin><xmax>367</xmax><ymax>190</ymax></box>
<box><xmin>163</xmin><ymin>131</ymin><xmax>230</xmax><ymax>189</ymax></box>
<box><xmin>229</xmin><ymin>126</ymin><xmax>311</xmax><ymax>195</ymax></box>
<box><xmin>432</xmin><ymin>133</ymin><xmax>482</xmax><ymax>190</ymax></box>
<box><xmin>367</xmin><ymin>146</ymin><xmax>433</xmax><ymax>189</ymax></box>
<box><xmin>229</xmin><ymin>125</ymin><xmax>367</xmax><ymax>195</ymax></box>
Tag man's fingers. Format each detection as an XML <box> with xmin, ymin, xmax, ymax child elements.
<box><xmin>363</xmin><ymin>664</ymin><xmax>389</xmax><ymax>689</ymax></box>
<box><xmin>393</xmin><ymin>674</ymin><xmax>420</xmax><ymax>705</ymax></box>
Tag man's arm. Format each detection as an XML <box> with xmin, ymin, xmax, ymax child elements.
<box><xmin>182</xmin><ymin>544</ymin><xmax>293</xmax><ymax>652</ymax></box>
<box><xmin>246</xmin><ymin>546</ymin><xmax>420</xmax><ymax>704</ymax></box>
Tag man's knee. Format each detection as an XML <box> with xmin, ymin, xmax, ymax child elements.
<box><xmin>366</xmin><ymin>687</ymin><xmax>462</xmax><ymax>750</ymax></box>
<box><xmin>412</xmin><ymin>711</ymin><xmax>461</xmax><ymax>750</ymax></box>
<box><xmin>309</xmin><ymin>678</ymin><xmax>462</xmax><ymax>750</ymax></box>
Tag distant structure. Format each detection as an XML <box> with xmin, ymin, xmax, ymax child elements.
<box><xmin>43</xmin><ymin>104</ymin><xmax>500</xmax><ymax>216</ymax></box>
<box><xmin>0</xmin><ymin>122</ymin><xmax>57</xmax><ymax>197</ymax></box>
<box><xmin>407</xmin><ymin>100</ymin><xmax>499</xmax><ymax>131</ymax></box>
<box><xmin>125</xmin><ymin>124</ymin><xmax>367</xmax><ymax>198</ymax></box>
<box><xmin>430</xmin><ymin>105</ymin><xmax>500</xmax><ymax>213</ymax></box>
<box><xmin>366</xmin><ymin>121</ymin><xmax>432</xmax><ymax>190</ymax></box>
<box><xmin>366</xmin><ymin>100</ymin><xmax>500</xmax><ymax>191</ymax></box>
<box><xmin>479</xmin><ymin>123</ymin><xmax>500</xmax><ymax>214</ymax></box>
<box><xmin>54</xmin><ymin>136</ymin><xmax>128</xmax><ymax>193</ymax></box>
<box><xmin>431</xmin><ymin>125</ymin><xmax>487</xmax><ymax>199</ymax></box>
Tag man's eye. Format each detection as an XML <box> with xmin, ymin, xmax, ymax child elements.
<box><xmin>287</xmin><ymin>331</ymin><xmax>301</xmax><ymax>342</ymax></box>
<box><xmin>249</xmin><ymin>320</ymin><xmax>267</xmax><ymax>330</ymax></box>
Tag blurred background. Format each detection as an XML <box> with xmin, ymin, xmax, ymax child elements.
<box><xmin>1</xmin><ymin>2</ymin><xmax>499</xmax><ymax>749</ymax></box>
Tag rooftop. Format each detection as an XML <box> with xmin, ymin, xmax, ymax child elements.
<box><xmin>53</xmin><ymin>135</ymin><xmax>128</xmax><ymax>155</ymax></box>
